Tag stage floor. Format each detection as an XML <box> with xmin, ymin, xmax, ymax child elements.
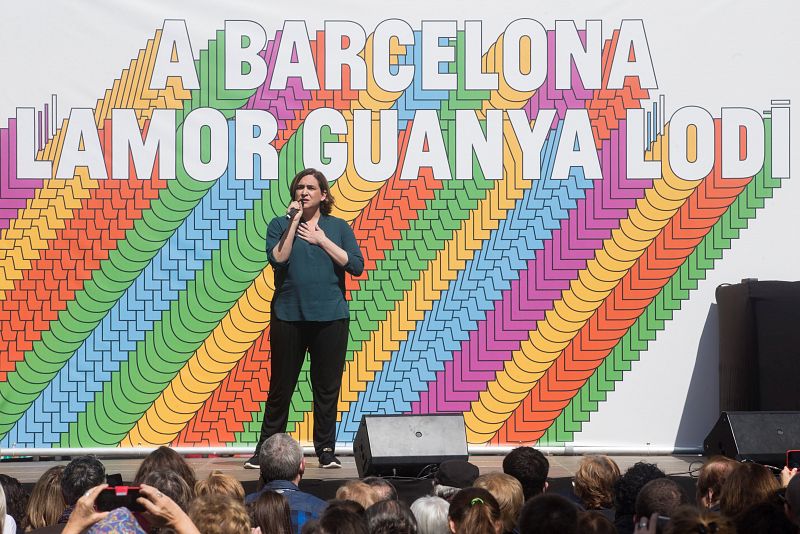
<box><xmin>0</xmin><ymin>453</ymin><xmax>703</xmax><ymax>485</ymax></box>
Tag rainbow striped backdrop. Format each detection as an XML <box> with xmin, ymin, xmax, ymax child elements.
<box><xmin>0</xmin><ymin>26</ymin><xmax>782</xmax><ymax>449</ymax></box>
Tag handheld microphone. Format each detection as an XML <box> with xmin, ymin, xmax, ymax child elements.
<box><xmin>286</xmin><ymin>207</ymin><xmax>299</xmax><ymax>220</ymax></box>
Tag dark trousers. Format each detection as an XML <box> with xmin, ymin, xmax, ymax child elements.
<box><xmin>256</xmin><ymin>318</ymin><xmax>349</xmax><ymax>457</ymax></box>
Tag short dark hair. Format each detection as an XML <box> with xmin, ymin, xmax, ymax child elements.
<box><xmin>502</xmin><ymin>446</ymin><xmax>549</xmax><ymax>501</ymax></box>
<box><xmin>365</xmin><ymin>499</ymin><xmax>417</xmax><ymax>534</ymax></box>
<box><xmin>289</xmin><ymin>168</ymin><xmax>335</xmax><ymax>215</ymax></box>
<box><xmin>141</xmin><ymin>469</ymin><xmax>193</xmax><ymax>511</ymax></box>
<box><xmin>0</xmin><ymin>474</ymin><xmax>28</xmax><ymax>526</ymax></box>
<box><xmin>61</xmin><ymin>456</ymin><xmax>106</xmax><ymax>505</ymax></box>
<box><xmin>634</xmin><ymin>478</ymin><xmax>687</xmax><ymax>520</ymax></box>
<box><xmin>734</xmin><ymin>500</ymin><xmax>797</xmax><ymax>534</ymax></box>
<box><xmin>317</xmin><ymin>506</ymin><xmax>368</xmax><ymax>534</ymax></box>
<box><xmin>614</xmin><ymin>461</ymin><xmax>665</xmax><ymax>516</ymax></box>
<box><xmin>518</xmin><ymin>494</ymin><xmax>579</xmax><ymax>534</ymax></box>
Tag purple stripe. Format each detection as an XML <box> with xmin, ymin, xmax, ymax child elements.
<box><xmin>412</xmin><ymin>124</ymin><xmax>653</xmax><ymax>412</ymax></box>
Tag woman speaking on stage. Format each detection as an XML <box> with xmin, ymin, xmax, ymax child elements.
<box><xmin>245</xmin><ymin>168</ymin><xmax>364</xmax><ymax>470</ymax></box>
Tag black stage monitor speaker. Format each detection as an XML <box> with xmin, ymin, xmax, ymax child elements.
<box><xmin>353</xmin><ymin>414</ymin><xmax>469</xmax><ymax>477</ymax></box>
<box><xmin>704</xmin><ymin>411</ymin><xmax>800</xmax><ymax>467</ymax></box>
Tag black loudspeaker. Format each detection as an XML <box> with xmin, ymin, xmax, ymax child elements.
<box><xmin>353</xmin><ymin>414</ymin><xmax>469</xmax><ymax>477</ymax></box>
<box><xmin>704</xmin><ymin>411</ymin><xmax>800</xmax><ymax>467</ymax></box>
<box><xmin>717</xmin><ymin>281</ymin><xmax>800</xmax><ymax>411</ymax></box>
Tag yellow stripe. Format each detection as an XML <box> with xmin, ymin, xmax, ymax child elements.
<box><xmin>463</xmin><ymin>126</ymin><xmax>704</xmax><ymax>443</ymax></box>
<box><xmin>0</xmin><ymin>31</ymin><xmax>189</xmax><ymax>298</ymax></box>
<box><xmin>121</xmin><ymin>32</ymin><xmax>409</xmax><ymax>446</ymax></box>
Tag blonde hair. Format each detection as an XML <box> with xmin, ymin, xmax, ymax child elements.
<box><xmin>22</xmin><ymin>466</ymin><xmax>66</xmax><ymax>531</ymax></box>
<box><xmin>189</xmin><ymin>494</ymin><xmax>250</xmax><ymax>534</ymax></box>
<box><xmin>335</xmin><ymin>480</ymin><xmax>378</xmax><ymax>509</ymax></box>
<box><xmin>194</xmin><ymin>470</ymin><xmax>245</xmax><ymax>502</ymax></box>
<box><xmin>573</xmin><ymin>455</ymin><xmax>620</xmax><ymax>510</ymax></box>
<box><xmin>473</xmin><ymin>473</ymin><xmax>523</xmax><ymax>533</ymax></box>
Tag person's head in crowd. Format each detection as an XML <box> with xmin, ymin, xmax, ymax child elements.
<box><xmin>134</xmin><ymin>446</ymin><xmax>197</xmax><ymax>494</ymax></box>
<box><xmin>785</xmin><ymin>474</ymin><xmax>800</xmax><ymax>525</ymax></box>
<box><xmin>410</xmin><ymin>496</ymin><xmax>450</xmax><ymax>534</ymax></box>
<box><xmin>366</xmin><ymin>499</ymin><xmax>418</xmax><ymax>534</ymax></box>
<box><xmin>141</xmin><ymin>469</ymin><xmax>194</xmax><ymax>511</ymax></box>
<box><xmin>614</xmin><ymin>461</ymin><xmax>666</xmax><ymax>518</ymax></box>
<box><xmin>634</xmin><ymin>478</ymin><xmax>688</xmax><ymax>531</ymax></box>
<box><xmin>86</xmin><ymin>506</ymin><xmax>147</xmax><ymax>534</ymax></box>
<box><xmin>362</xmin><ymin>477</ymin><xmax>398</xmax><ymax>502</ymax></box>
<box><xmin>189</xmin><ymin>494</ymin><xmax>250</xmax><ymax>534</ymax></box>
<box><xmin>573</xmin><ymin>455</ymin><xmax>620</xmax><ymax>511</ymax></box>
<box><xmin>21</xmin><ymin>465</ymin><xmax>66</xmax><ymax>531</ymax></box>
<box><xmin>502</xmin><ymin>446</ymin><xmax>549</xmax><ymax>501</ymax></box>
<box><xmin>0</xmin><ymin>474</ymin><xmax>27</xmax><ymax>528</ymax></box>
<box><xmin>664</xmin><ymin>506</ymin><xmax>735</xmax><ymax>534</ymax></box>
<box><xmin>734</xmin><ymin>500</ymin><xmax>799</xmax><ymax>534</ymax></box>
<box><xmin>250</xmin><ymin>490</ymin><xmax>292</xmax><ymax>534</ymax></box>
<box><xmin>61</xmin><ymin>455</ymin><xmax>106</xmax><ymax>507</ymax></box>
<box><xmin>259</xmin><ymin>433</ymin><xmax>305</xmax><ymax>484</ymax></box>
<box><xmin>719</xmin><ymin>461</ymin><xmax>780</xmax><ymax>518</ymax></box>
<box><xmin>695</xmin><ymin>456</ymin><xmax>738</xmax><ymax>510</ymax></box>
<box><xmin>336</xmin><ymin>480</ymin><xmax>378</xmax><ymax>509</ymax></box>
<box><xmin>447</xmin><ymin>487</ymin><xmax>502</xmax><ymax>534</ymax></box>
<box><xmin>304</xmin><ymin>505</ymin><xmax>369</xmax><ymax>534</ymax></box>
<box><xmin>473</xmin><ymin>473</ymin><xmax>523</xmax><ymax>533</ymax></box>
<box><xmin>576</xmin><ymin>510</ymin><xmax>617</xmax><ymax>534</ymax></box>
<box><xmin>195</xmin><ymin>470</ymin><xmax>245</xmax><ymax>502</ymax></box>
<box><xmin>433</xmin><ymin>460</ymin><xmax>480</xmax><ymax>502</ymax></box>
<box><xmin>325</xmin><ymin>499</ymin><xmax>366</xmax><ymax>516</ymax></box>
<box><xmin>518</xmin><ymin>494</ymin><xmax>578</xmax><ymax>534</ymax></box>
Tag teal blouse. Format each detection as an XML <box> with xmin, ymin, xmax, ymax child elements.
<box><xmin>267</xmin><ymin>214</ymin><xmax>364</xmax><ymax>321</ymax></box>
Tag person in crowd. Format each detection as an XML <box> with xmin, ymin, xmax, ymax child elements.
<box><xmin>663</xmin><ymin>506</ymin><xmax>734</xmax><ymax>534</ymax></box>
<box><xmin>365</xmin><ymin>499</ymin><xmax>418</xmax><ymax>534</ymax></box>
<box><xmin>576</xmin><ymin>510</ymin><xmax>617</xmax><ymax>534</ymax></box>
<box><xmin>694</xmin><ymin>456</ymin><xmax>738</xmax><ymax>511</ymax></box>
<box><xmin>303</xmin><ymin>505</ymin><xmax>368</xmax><ymax>534</ymax></box>
<box><xmin>194</xmin><ymin>470</ymin><xmax>245</xmax><ymax>503</ymax></box>
<box><xmin>473</xmin><ymin>473</ymin><xmax>523</xmax><ymax>534</ymax></box>
<box><xmin>447</xmin><ymin>487</ymin><xmax>501</xmax><ymax>534</ymax></box>
<box><xmin>245</xmin><ymin>433</ymin><xmax>326</xmax><ymax>532</ymax></box>
<box><xmin>140</xmin><ymin>470</ymin><xmax>194</xmax><ymax>511</ymax></box>
<box><xmin>188</xmin><ymin>494</ymin><xmax>250</xmax><ymax>534</ymax></box>
<box><xmin>734</xmin><ymin>499</ymin><xmax>799</xmax><ymax>534</ymax></box>
<box><xmin>335</xmin><ymin>481</ymin><xmax>377</xmax><ymax>509</ymax></box>
<box><xmin>249</xmin><ymin>490</ymin><xmax>293</xmax><ymax>534</ymax></box>
<box><xmin>0</xmin><ymin>475</ymin><xmax>27</xmax><ymax>531</ymax></box>
<box><xmin>786</xmin><ymin>474</ymin><xmax>800</xmax><ymax>526</ymax></box>
<box><xmin>134</xmin><ymin>447</ymin><xmax>197</xmax><ymax>500</ymax></box>
<box><xmin>85</xmin><ymin>507</ymin><xmax>146</xmax><ymax>534</ymax></box>
<box><xmin>21</xmin><ymin>467</ymin><xmax>66</xmax><ymax>532</ymax></box>
<box><xmin>518</xmin><ymin>494</ymin><xmax>578</xmax><ymax>534</ymax></box>
<box><xmin>245</xmin><ymin>168</ymin><xmax>364</xmax><ymax>471</ymax></box>
<box><xmin>59</xmin><ymin>483</ymin><xmax>199</xmax><ymax>534</ymax></box>
<box><xmin>718</xmin><ymin>461</ymin><xmax>780</xmax><ymax>518</ymax></box>
<box><xmin>633</xmin><ymin>478</ymin><xmax>687</xmax><ymax>533</ymax></box>
<box><xmin>410</xmin><ymin>496</ymin><xmax>449</xmax><ymax>534</ymax></box>
<box><xmin>27</xmin><ymin>455</ymin><xmax>106</xmax><ymax>533</ymax></box>
<box><xmin>432</xmin><ymin>461</ymin><xmax>480</xmax><ymax>502</ymax></box>
<box><xmin>361</xmin><ymin>478</ymin><xmax>398</xmax><ymax>502</ymax></box>
<box><xmin>573</xmin><ymin>455</ymin><xmax>620</xmax><ymax>519</ymax></box>
<box><xmin>502</xmin><ymin>446</ymin><xmax>549</xmax><ymax>501</ymax></box>
<box><xmin>324</xmin><ymin>500</ymin><xmax>366</xmax><ymax>517</ymax></box>
<box><xmin>614</xmin><ymin>461</ymin><xmax>666</xmax><ymax>534</ymax></box>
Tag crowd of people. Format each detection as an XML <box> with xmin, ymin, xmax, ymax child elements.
<box><xmin>1</xmin><ymin>435</ymin><xmax>800</xmax><ymax>533</ymax></box>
